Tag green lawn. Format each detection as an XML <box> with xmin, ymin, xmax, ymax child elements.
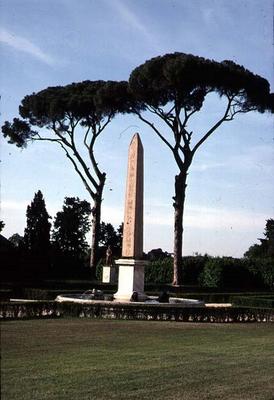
<box><xmin>1</xmin><ymin>319</ymin><xmax>274</xmax><ymax>400</ymax></box>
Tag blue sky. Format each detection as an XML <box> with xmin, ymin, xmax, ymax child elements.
<box><xmin>0</xmin><ymin>0</ymin><xmax>273</xmax><ymax>257</ymax></box>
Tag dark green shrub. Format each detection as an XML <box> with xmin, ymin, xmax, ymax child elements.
<box><xmin>231</xmin><ymin>295</ymin><xmax>274</xmax><ymax>309</ymax></box>
<box><xmin>182</xmin><ymin>255</ymin><xmax>208</xmax><ymax>285</ymax></box>
<box><xmin>145</xmin><ymin>258</ymin><xmax>173</xmax><ymax>284</ymax></box>
<box><xmin>221</xmin><ymin>258</ymin><xmax>258</xmax><ymax>289</ymax></box>
<box><xmin>145</xmin><ymin>255</ymin><xmax>209</xmax><ymax>285</ymax></box>
<box><xmin>247</xmin><ymin>257</ymin><xmax>274</xmax><ymax>289</ymax></box>
<box><xmin>199</xmin><ymin>257</ymin><xmax>265</xmax><ymax>289</ymax></box>
<box><xmin>199</xmin><ymin>259</ymin><xmax>223</xmax><ymax>288</ymax></box>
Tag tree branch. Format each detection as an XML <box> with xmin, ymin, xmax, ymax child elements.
<box><xmin>58</xmin><ymin>141</ymin><xmax>96</xmax><ymax>199</ymax></box>
<box><xmin>96</xmin><ymin>114</ymin><xmax>112</xmax><ymax>135</ymax></box>
<box><xmin>69</xmin><ymin>126</ymin><xmax>100</xmax><ymax>190</ymax></box>
<box><xmin>84</xmin><ymin>126</ymin><xmax>91</xmax><ymax>150</ymax></box>
<box><xmin>135</xmin><ymin>110</ymin><xmax>174</xmax><ymax>152</ymax></box>
<box><xmin>88</xmin><ymin>127</ymin><xmax>105</xmax><ymax>180</ymax></box>
<box><xmin>52</xmin><ymin>123</ymin><xmax>99</xmax><ymax>190</ymax></box>
<box><xmin>182</xmin><ymin>108</ymin><xmax>198</xmax><ymax>129</ymax></box>
<box><xmin>34</xmin><ymin>134</ymin><xmax>62</xmax><ymax>144</ymax></box>
<box><xmin>192</xmin><ymin>95</ymin><xmax>234</xmax><ymax>155</ymax></box>
<box><xmin>147</xmin><ymin>106</ymin><xmax>175</xmax><ymax>131</ymax></box>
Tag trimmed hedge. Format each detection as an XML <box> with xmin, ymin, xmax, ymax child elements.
<box><xmin>143</xmin><ymin>256</ymin><xmax>274</xmax><ymax>289</ymax></box>
<box><xmin>145</xmin><ymin>258</ymin><xmax>173</xmax><ymax>284</ymax></box>
<box><xmin>144</xmin><ymin>256</ymin><xmax>207</xmax><ymax>285</ymax></box>
<box><xmin>142</xmin><ymin>256</ymin><xmax>274</xmax><ymax>289</ymax></box>
<box><xmin>231</xmin><ymin>295</ymin><xmax>274</xmax><ymax>309</ymax></box>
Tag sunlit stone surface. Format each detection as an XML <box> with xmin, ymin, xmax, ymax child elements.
<box><xmin>122</xmin><ymin>133</ymin><xmax>143</xmax><ymax>259</ymax></box>
<box><xmin>115</xmin><ymin>133</ymin><xmax>147</xmax><ymax>301</ymax></box>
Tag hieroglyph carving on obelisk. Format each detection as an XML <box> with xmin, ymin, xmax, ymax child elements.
<box><xmin>122</xmin><ymin>133</ymin><xmax>143</xmax><ymax>259</ymax></box>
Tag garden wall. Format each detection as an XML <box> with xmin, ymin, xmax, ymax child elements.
<box><xmin>1</xmin><ymin>301</ymin><xmax>273</xmax><ymax>322</ymax></box>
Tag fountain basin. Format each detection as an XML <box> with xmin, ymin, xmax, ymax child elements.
<box><xmin>55</xmin><ymin>295</ymin><xmax>209</xmax><ymax>322</ymax></box>
<box><xmin>55</xmin><ymin>294</ymin><xmax>205</xmax><ymax>307</ymax></box>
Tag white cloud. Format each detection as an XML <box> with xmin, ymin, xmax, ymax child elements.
<box><xmin>2</xmin><ymin>199</ymin><xmax>268</xmax><ymax>257</ymax></box>
<box><xmin>184</xmin><ymin>205</ymin><xmax>267</xmax><ymax>231</ymax></box>
<box><xmin>202</xmin><ymin>8</ymin><xmax>215</xmax><ymax>25</ymax></box>
<box><xmin>145</xmin><ymin>214</ymin><xmax>173</xmax><ymax>227</ymax></box>
<box><xmin>0</xmin><ymin>28</ymin><xmax>54</xmax><ymax>65</ymax></box>
<box><xmin>231</xmin><ymin>145</ymin><xmax>274</xmax><ymax>173</ymax></box>
<box><xmin>144</xmin><ymin>202</ymin><xmax>269</xmax><ymax>232</ymax></box>
<box><xmin>101</xmin><ymin>205</ymin><xmax>124</xmax><ymax>226</ymax></box>
<box><xmin>191</xmin><ymin>162</ymin><xmax>226</xmax><ymax>172</ymax></box>
<box><xmin>201</xmin><ymin>3</ymin><xmax>234</xmax><ymax>29</ymax></box>
<box><xmin>191</xmin><ymin>143</ymin><xmax>274</xmax><ymax>174</ymax></box>
<box><xmin>1</xmin><ymin>200</ymin><xmax>28</xmax><ymax>211</ymax></box>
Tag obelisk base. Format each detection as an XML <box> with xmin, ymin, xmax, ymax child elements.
<box><xmin>114</xmin><ymin>259</ymin><xmax>148</xmax><ymax>301</ymax></box>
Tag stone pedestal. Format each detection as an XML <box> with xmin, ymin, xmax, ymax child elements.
<box><xmin>114</xmin><ymin>259</ymin><xmax>147</xmax><ymax>301</ymax></box>
<box><xmin>102</xmin><ymin>266</ymin><xmax>117</xmax><ymax>283</ymax></box>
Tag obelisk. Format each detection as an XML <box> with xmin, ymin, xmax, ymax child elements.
<box><xmin>114</xmin><ymin>133</ymin><xmax>147</xmax><ymax>301</ymax></box>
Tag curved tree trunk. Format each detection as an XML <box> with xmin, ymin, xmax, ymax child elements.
<box><xmin>89</xmin><ymin>199</ymin><xmax>101</xmax><ymax>276</ymax></box>
<box><xmin>89</xmin><ymin>176</ymin><xmax>105</xmax><ymax>277</ymax></box>
<box><xmin>172</xmin><ymin>171</ymin><xmax>187</xmax><ymax>286</ymax></box>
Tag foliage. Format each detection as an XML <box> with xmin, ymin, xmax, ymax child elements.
<box><xmin>198</xmin><ymin>256</ymin><xmax>274</xmax><ymax>290</ymax></box>
<box><xmin>128</xmin><ymin>52</ymin><xmax>273</xmax><ymax>286</ymax></box>
<box><xmin>97</xmin><ymin>221</ymin><xmax>123</xmax><ymax>263</ymax></box>
<box><xmin>247</xmin><ymin>257</ymin><xmax>274</xmax><ymax>290</ymax></box>
<box><xmin>2</xmin><ymin>81</ymin><xmax>132</xmax><ymax>149</ymax></box>
<box><xmin>243</xmin><ymin>219</ymin><xmax>274</xmax><ymax>288</ymax></box>
<box><xmin>99</xmin><ymin>221</ymin><xmax>123</xmax><ymax>250</ymax></box>
<box><xmin>145</xmin><ymin>257</ymin><xmax>173</xmax><ymax>284</ymax></box>
<box><xmin>144</xmin><ymin>254</ymin><xmax>273</xmax><ymax>289</ymax></box>
<box><xmin>199</xmin><ymin>258</ymin><xmax>223</xmax><ymax>288</ymax></box>
<box><xmin>144</xmin><ymin>253</ymin><xmax>274</xmax><ymax>290</ymax></box>
<box><xmin>1</xmin><ymin>80</ymin><xmax>133</xmax><ymax>270</ymax></box>
<box><xmin>52</xmin><ymin>197</ymin><xmax>91</xmax><ymax>257</ymax></box>
<box><xmin>244</xmin><ymin>243</ymin><xmax>266</xmax><ymax>258</ymax></box>
<box><xmin>145</xmin><ymin>255</ymin><xmax>208</xmax><ymax>285</ymax></box>
<box><xmin>2</xmin><ymin>207</ymin><xmax>52</xmax><ymax>282</ymax></box>
<box><xmin>265</xmin><ymin>218</ymin><xmax>274</xmax><ymax>240</ymax></box>
<box><xmin>116</xmin><ymin>223</ymin><xmax>123</xmax><ymax>249</ymax></box>
<box><xmin>24</xmin><ymin>190</ymin><xmax>51</xmax><ymax>253</ymax></box>
<box><xmin>129</xmin><ymin>53</ymin><xmax>273</xmax><ymax>112</ymax></box>
<box><xmin>8</xmin><ymin>233</ymin><xmax>25</xmax><ymax>248</ymax></box>
<box><xmin>231</xmin><ymin>295</ymin><xmax>274</xmax><ymax>309</ymax></box>
<box><xmin>0</xmin><ymin>220</ymin><xmax>5</xmax><ymax>233</ymax></box>
<box><xmin>259</xmin><ymin>259</ymin><xmax>274</xmax><ymax>289</ymax></box>
<box><xmin>146</xmin><ymin>248</ymin><xmax>171</xmax><ymax>261</ymax></box>
<box><xmin>182</xmin><ymin>255</ymin><xmax>209</xmax><ymax>284</ymax></box>
<box><xmin>245</xmin><ymin>218</ymin><xmax>274</xmax><ymax>258</ymax></box>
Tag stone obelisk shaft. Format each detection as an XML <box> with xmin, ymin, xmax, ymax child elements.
<box><xmin>114</xmin><ymin>133</ymin><xmax>147</xmax><ymax>301</ymax></box>
<box><xmin>122</xmin><ymin>133</ymin><xmax>143</xmax><ymax>259</ymax></box>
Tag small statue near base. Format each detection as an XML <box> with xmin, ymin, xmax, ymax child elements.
<box><xmin>106</xmin><ymin>245</ymin><xmax>114</xmax><ymax>266</ymax></box>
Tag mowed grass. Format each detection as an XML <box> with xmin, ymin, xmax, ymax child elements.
<box><xmin>1</xmin><ymin>319</ymin><xmax>274</xmax><ymax>400</ymax></box>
